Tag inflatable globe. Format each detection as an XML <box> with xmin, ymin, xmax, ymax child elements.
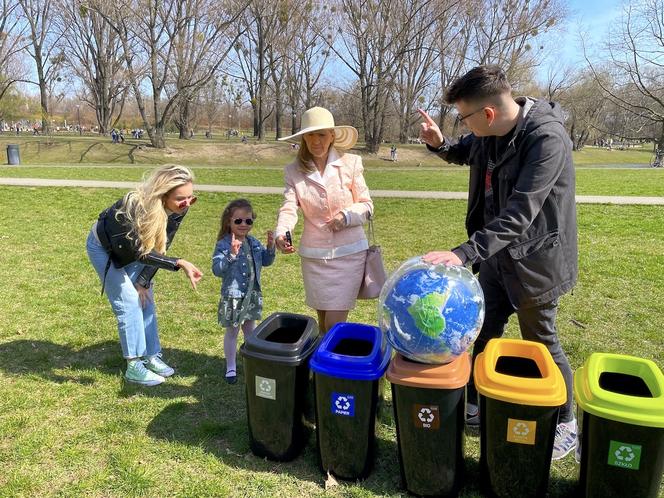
<box><xmin>378</xmin><ymin>256</ymin><xmax>485</xmax><ymax>364</ymax></box>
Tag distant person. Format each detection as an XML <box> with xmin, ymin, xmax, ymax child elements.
<box><xmin>418</xmin><ymin>65</ymin><xmax>578</xmax><ymax>460</ymax></box>
<box><xmin>390</xmin><ymin>145</ymin><xmax>398</xmax><ymax>162</ymax></box>
<box><xmin>241</xmin><ymin>135</ymin><xmax>247</xmax><ymax>144</ymax></box>
<box><xmin>275</xmin><ymin>107</ymin><xmax>373</xmax><ymax>334</ymax></box>
<box><xmin>212</xmin><ymin>199</ymin><xmax>275</xmax><ymax>384</ymax></box>
<box><xmin>86</xmin><ymin>165</ymin><xmax>203</xmax><ymax>386</ymax></box>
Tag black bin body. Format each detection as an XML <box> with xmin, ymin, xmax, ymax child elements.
<box><xmin>7</xmin><ymin>144</ymin><xmax>20</xmax><ymax>165</ymax></box>
<box><xmin>387</xmin><ymin>352</ymin><xmax>470</xmax><ymax>497</ymax></box>
<box><xmin>240</xmin><ymin>312</ymin><xmax>318</xmax><ymax>461</ymax></box>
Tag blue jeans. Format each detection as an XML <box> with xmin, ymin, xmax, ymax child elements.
<box><xmin>86</xmin><ymin>230</ymin><xmax>161</xmax><ymax>359</ymax></box>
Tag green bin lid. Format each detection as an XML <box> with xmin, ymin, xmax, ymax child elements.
<box><xmin>574</xmin><ymin>353</ymin><xmax>664</xmax><ymax>428</ymax></box>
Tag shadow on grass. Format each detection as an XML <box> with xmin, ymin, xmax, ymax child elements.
<box><xmin>0</xmin><ymin>339</ymin><xmax>579</xmax><ymax>496</ymax></box>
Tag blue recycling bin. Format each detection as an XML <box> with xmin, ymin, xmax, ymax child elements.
<box><xmin>309</xmin><ymin>322</ymin><xmax>391</xmax><ymax>480</ymax></box>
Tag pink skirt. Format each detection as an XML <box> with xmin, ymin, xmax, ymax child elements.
<box><xmin>300</xmin><ymin>250</ymin><xmax>367</xmax><ymax>310</ymax></box>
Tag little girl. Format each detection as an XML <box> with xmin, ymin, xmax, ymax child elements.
<box><xmin>212</xmin><ymin>199</ymin><xmax>275</xmax><ymax>384</ymax></box>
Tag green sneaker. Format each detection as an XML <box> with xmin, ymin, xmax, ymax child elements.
<box><xmin>125</xmin><ymin>359</ymin><xmax>165</xmax><ymax>386</ymax></box>
<box><xmin>143</xmin><ymin>353</ymin><xmax>175</xmax><ymax>377</ymax></box>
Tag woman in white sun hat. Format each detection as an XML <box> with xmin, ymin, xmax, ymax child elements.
<box><xmin>275</xmin><ymin>107</ymin><xmax>374</xmax><ymax>334</ymax></box>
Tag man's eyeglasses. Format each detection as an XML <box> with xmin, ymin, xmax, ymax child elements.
<box><xmin>176</xmin><ymin>196</ymin><xmax>197</xmax><ymax>209</ymax></box>
<box><xmin>233</xmin><ymin>218</ymin><xmax>254</xmax><ymax>225</ymax></box>
<box><xmin>457</xmin><ymin>106</ymin><xmax>492</xmax><ymax>123</ymax></box>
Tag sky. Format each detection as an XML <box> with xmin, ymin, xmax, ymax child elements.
<box><xmin>548</xmin><ymin>0</ymin><xmax>624</xmax><ymax>71</ymax></box>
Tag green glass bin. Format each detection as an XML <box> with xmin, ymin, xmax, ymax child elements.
<box><xmin>574</xmin><ymin>353</ymin><xmax>664</xmax><ymax>498</ymax></box>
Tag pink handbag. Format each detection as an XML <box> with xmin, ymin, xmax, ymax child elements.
<box><xmin>358</xmin><ymin>216</ymin><xmax>387</xmax><ymax>299</ymax></box>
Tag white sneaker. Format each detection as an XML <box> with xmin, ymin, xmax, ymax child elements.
<box><xmin>143</xmin><ymin>353</ymin><xmax>175</xmax><ymax>377</ymax></box>
<box><xmin>552</xmin><ymin>419</ymin><xmax>577</xmax><ymax>460</ymax></box>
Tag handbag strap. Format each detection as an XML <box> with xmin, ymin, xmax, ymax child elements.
<box><xmin>366</xmin><ymin>213</ymin><xmax>377</xmax><ymax>246</ymax></box>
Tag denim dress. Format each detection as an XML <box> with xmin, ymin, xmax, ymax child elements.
<box><xmin>212</xmin><ymin>235</ymin><xmax>275</xmax><ymax>328</ymax></box>
<box><xmin>218</xmin><ymin>240</ymin><xmax>263</xmax><ymax>327</ymax></box>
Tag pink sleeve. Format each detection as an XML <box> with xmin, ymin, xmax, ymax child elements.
<box><xmin>345</xmin><ymin>155</ymin><xmax>374</xmax><ymax>226</ymax></box>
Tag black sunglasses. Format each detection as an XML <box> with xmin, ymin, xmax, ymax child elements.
<box><xmin>233</xmin><ymin>218</ymin><xmax>254</xmax><ymax>225</ymax></box>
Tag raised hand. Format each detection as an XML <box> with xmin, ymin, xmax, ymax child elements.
<box><xmin>266</xmin><ymin>230</ymin><xmax>275</xmax><ymax>249</ymax></box>
<box><xmin>418</xmin><ymin>108</ymin><xmax>444</xmax><ymax>148</ymax></box>
<box><xmin>230</xmin><ymin>233</ymin><xmax>242</xmax><ymax>256</ymax></box>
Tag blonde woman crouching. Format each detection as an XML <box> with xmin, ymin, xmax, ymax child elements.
<box><xmin>86</xmin><ymin>164</ymin><xmax>203</xmax><ymax>386</ymax></box>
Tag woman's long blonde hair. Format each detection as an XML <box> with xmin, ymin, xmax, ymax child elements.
<box><xmin>116</xmin><ymin>164</ymin><xmax>194</xmax><ymax>257</ymax></box>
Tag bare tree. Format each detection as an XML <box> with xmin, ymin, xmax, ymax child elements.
<box><xmin>168</xmin><ymin>0</ymin><xmax>244</xmax><ymax>140</ymax></box>
<box><xmin>0</xmin><ymin>0</ymin><xmax>29</xmax><ymax>106</ymax></box>
<box><xmin>331</xmin><ymin>0</ymin><xmax>437</xmax><ymax>153</ymax></box>
<box><xmin>91</xmin><ymin>0</ymin><xmax>244</xmax><ymax>148</ymax></box>
<box><xmin>18</xmin><ymin>0</ymin><xmax>66</xmax><ymax>133</ymax></box>
<box><xmin>585</xmin><ymin>0</ymin><xmax>664</xmax><ymax>146</ymax></box>
<box><xmin>56</xmin><ymin>0</ymin><xmax>127</xmax><ymax>134</ymax></box>
<box><xmin>231</xmin><ymin>0</ymin><xmax>285</xmax><ymax>140</ymax></box>
<box><xmin>392</xmin><ymin>0</ymin><xmax>441</xmax><ymax>143</ymax></box>
<box><xmin>467</xmin><ymin>0</ymin><xmax>567</xmax><ymax>88</ymax></box>
<box><xmin>282</xmin><ymin>4</ymin><xmax>334</xmax><ymax>134</ymax></box>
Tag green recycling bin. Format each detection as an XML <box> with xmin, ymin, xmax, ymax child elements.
<box><xmin>574</xmin><ymin>353</ymin><xmax>664</xmax><ymax>498</ymax></box>
<box><xmin>474</xmin><ymin>338</ymin><xmax>567</xmax><ymax>498</ymax></box>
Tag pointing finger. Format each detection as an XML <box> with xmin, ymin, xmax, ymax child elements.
<box><xmin>418</xmin><ymin>108</ymin><xmax>436</xmax><ymax>126</ymax></box>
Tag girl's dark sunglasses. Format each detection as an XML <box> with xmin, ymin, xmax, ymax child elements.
<box><xmin>233</xmin><ymin>218</ymin><xmax>254</xmax><ymax>225</ymax></box>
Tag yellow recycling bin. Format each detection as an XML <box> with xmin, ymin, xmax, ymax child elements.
<box><xmin>474</xmin><ymin>338</ymin><xmax>566</xmax><ymax>498</ymax></box>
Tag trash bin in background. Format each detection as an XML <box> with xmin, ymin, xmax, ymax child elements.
<box><xmin>309</xmin><ymin>322</ymin><xmax>391</xmax><ymax>480</ymax></box>
<box><xmin>474</xmin><ymin>338</ymin><xmax>567</xmax><ymax>498</ymax></box>
<box><xmin>7</xmin><ymin>144</ymin><xmax>20</xmax><ymax>165</ymax></box>
<box><xmin>386</xmin><ymin>352</ymin><xmax>470</xmax><ymax>497</ymax></box>
<box><xmin>574</xmin><ymin>353</ymin><xmax>664</xmax><ymax>498</ymax></box>
<box><xmin>240</xmin><ymin>312</ymin><xmax>319</xmax><ymax>461</ymax></box>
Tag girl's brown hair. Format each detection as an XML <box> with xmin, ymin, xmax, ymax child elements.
<box><xmin>217</xmin><ymin>198</ymin><xmax>256</xmax><ymax>241</ymax></box>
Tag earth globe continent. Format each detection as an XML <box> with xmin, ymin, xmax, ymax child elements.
<box><xmin>378</xmin><ymin>256</ymin><xmax>485</xmax><ymax>364</ymax></box>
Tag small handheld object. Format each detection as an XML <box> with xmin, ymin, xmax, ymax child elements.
<box><xmin>285</xmin><ymin>231</ymin><xmax>292</xmax><ymax>246</ymax></box>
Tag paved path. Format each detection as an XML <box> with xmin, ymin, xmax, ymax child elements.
<box><xmin>1</xmin><ymin>177</ymin><xmax>663</xmax><ymax>205</ymax></box>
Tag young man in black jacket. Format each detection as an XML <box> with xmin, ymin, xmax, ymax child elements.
<box><xmin>419</xmin><ymin>65</ymin><xmax>578</xmax><ymax>460</ymax></box>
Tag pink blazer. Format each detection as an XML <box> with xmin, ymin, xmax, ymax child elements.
<box><xmin>276</xmin><ymin>148</ymin><xmax>373</xmax><ymax>259</ymax></box>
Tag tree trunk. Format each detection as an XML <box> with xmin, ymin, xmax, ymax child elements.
<box><xmin>152</xmin><ymin>126</ymin><xmax>166</xmax><ymax>148</ymax></box>
<box><xmin>274</xmin><ymin>86</ymin><xmax>282</xmax><ymax>140</ymax></box>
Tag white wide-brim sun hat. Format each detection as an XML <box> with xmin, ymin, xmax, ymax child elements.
<box><xmin>278</xmin><ymin>107</ymin><xmax>358</xmax><ymax>150</ymax></box>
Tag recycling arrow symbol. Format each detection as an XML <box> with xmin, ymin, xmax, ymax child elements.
<box><xmin>615</xmin><ymin>446</ymin><xmax>635</xmax><ymax>462</ymax></box>
<box><xmin>513</xmin><ymin>422</ymin><xmax>530</xmax><ymax>436</ymax></box>
<box><xmin>418</xmin><ymin>407</ymin><xmax>435</xmax><ymax>423</ymax></box>
<box><xmin>335</xmin><ymin>396</ymin><xmax>351</xmax><ymax>410</ymax></box>
<box><xmin>259</xmin><ymin>380</ymin><xmax>272</xmax><ymax>392</ymax></box>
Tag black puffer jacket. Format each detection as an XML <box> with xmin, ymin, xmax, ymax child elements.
<box><xmin>96</xmin><ymin>198</ymin><xmax>184</xmax><ymax>289</ymax></box>
<box><xmin>431</xmin><ymin>97</ymin><xmax>578</xmax><ymax>309</ymax></box>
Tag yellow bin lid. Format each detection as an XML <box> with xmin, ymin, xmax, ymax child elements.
<box><xmin>474</xmin><ymin>338</ymin><xmax>567</xmax><ymax>406</ymax></box>
<box><xmin>386</xmin><ymin>352</ymin><xmax>471</xmax><ymax>389</ymax></box>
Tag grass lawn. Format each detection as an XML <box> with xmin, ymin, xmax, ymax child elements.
<box><xmin>0</xmin><ymin>186</ymin><xmax>662</xmax><ymax>497</ymax></box>
<box><xmin>0</xmin><ymin>135</ymin><xmax>656</xmax><ymax>168</ymax></box>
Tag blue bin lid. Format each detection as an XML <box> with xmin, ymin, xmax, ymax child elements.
<box><xmin>309</xmin><ymin>322</ymin><xmax>392</xmax><ymax>381</ymax></box>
